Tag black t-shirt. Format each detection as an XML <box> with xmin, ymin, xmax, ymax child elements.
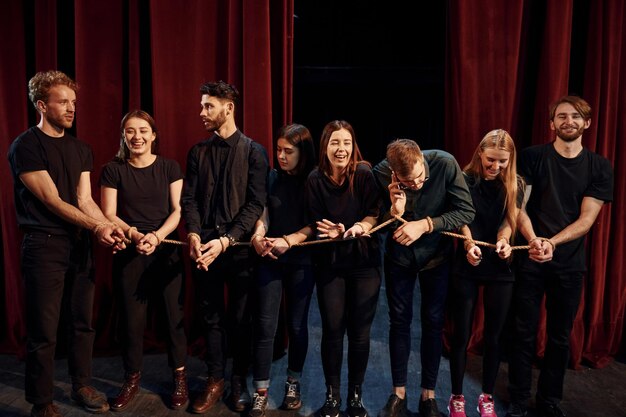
<box><xmin>265</xmin><ymin>169</ymin><xmax>312</xmax><ymax>265</ymax></box>
<box><xmin>453</xmin><ymin>174</ymin><xmax>523</xmax><ymax>282</ymax></box>
<box><xmin>100</xmin><ymin>156</ymin><xmax>184</xmax><ymax>232</ymax></box>
<box><xmin>519</xmin><ymin>142</ymin><xmax>613</xmax><ymax>273</ymax></box>
<box><xmin>7</xmin><ymin>126</ymin><xmax>93</xmax><ymax>235</ymax></box>
<box><xmin>306</xmin><ymin>163</ymin><xmax>382</xmax><ymax>270</ymax></box>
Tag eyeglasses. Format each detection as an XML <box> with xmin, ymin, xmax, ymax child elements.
<box><xmin>397</xmin><ymin>176</ymin><xmax>429</xmax><ymax>190</ymax></box>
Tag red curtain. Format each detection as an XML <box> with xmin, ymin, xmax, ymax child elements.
<box><xmin>445</xmin><ymin>0</ymin><xmax>626</xmax><ymax>368</ymax></box>
<box><xmin>0</xmin><ymin>0</ymin><xmax>293</xmax><ymax>355</ymax></box>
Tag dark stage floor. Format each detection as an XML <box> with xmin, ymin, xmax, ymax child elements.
<box><xmin>2</xmin><ymin>283</ymin><xmax>625</xmax><ymax>417</ymax></box>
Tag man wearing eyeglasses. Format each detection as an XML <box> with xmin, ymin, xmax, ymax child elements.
<box><xmin>373</xmin><ymin>139</ymin><xmax>475</xmax><ymax>417</ymax></box>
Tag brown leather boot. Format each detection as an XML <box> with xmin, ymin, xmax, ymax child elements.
<box><xmin>191</xmin><ymin>377</ymin><xmax>224</xmax><ymax>414</ymax></box>
<box><xmin>111</xmin><ymin>371</ymin><xmax>141</xmax><ymax>412</ymax></box>
<box><xmin>171</xmin><ymin>368</ymin><xmax>189</xmax><ymax>410</ymax></box>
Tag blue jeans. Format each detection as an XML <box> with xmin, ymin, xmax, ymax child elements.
<box><xmin>508</xmin><ymin>270</ymin><xmax>583</xmax><ymax>406</ymax></box>
<box><xmin>385</xmin><ymin>260</ymin><xmax>450</xmax><ymax>390</ymax></box>
<box><xmin>253</xmin><ymin>262</ymin><xmax>314</xmax><ymax>387</ymax></box>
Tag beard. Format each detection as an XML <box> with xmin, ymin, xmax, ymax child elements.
<box><xmin>203</xmin><ymin>110</ymin><xmax>227</xmax><ymax>132</ymax></box>
<box><xmin>555</xmin><ymin>123</ymin><xmax>585</xmax><ymax>142</ymax></box>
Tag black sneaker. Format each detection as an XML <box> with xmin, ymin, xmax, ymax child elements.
<box><xmin>282</xmin><ymin>379</ymin><xmax>302</xmax><ymax>410</ymax></box>
<box><xmin>249</xmin><ymin>392</ymin><xmax>268</xmax><ymax>417</ymax></box>
<box><xmin>320</xmin><ymin>386</ymin><xmax>341</xmax><ymax>417</ymax></box>
<box><xmin>505</xmin><ymin>403</ymin><xmax>527</xmax><ymax>417</ymax></box>
<box><xmin>418</xmin><ymin>398</ymin><xmax>440</xmax><ymax>417</ymax></box>
<box><xmin>347</xmin><ymin>385</ymin><xmax>368</xmax><ymax>417</ymax></box>
<box><xmin>378</xmin><ymin>394</ymin><xmax>408</xmax><ymax>417</ymax></box>
<box><xmin>537</xmin><ymin>402</ymin><xmax>566</xmax><ymax>417</ymax></box>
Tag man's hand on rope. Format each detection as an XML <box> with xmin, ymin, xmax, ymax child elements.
<box><xmin>528</xmin><ymin>237</ymin><xmax>554</xmax><ymax>263</ymax></box>
<box><xmin>392</xmin><ymin>219</ymin><xmax>429</xmax><ymax>246</ymax></box>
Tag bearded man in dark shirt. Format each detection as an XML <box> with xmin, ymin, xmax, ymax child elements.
<box><xmin>182</xmin><ymin>80</ymin><xmax>269</xmax><ymax>414</ymax></box>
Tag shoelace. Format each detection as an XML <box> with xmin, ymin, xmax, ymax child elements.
<box><xmin>252</xmin><ymin>394</ymin><xmax>267</xmax><ymax>411</ymax></box>
<box><xmin>451</xmin><ymin>398</ymin><xmax>465</xmax><ymax>412</ymax></box>
<box><xmin>286</xmin><ymin>383</ymin><xmax>298</xmax><ymax>398</ymax></box>
<box><xmin>480</xmin><ymin>398</ymin><xmax>495</xmax><ymax>413</ymax></box>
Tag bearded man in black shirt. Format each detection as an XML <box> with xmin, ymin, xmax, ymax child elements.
<box><xmin>506</xmin><ymin>96</ymin><xmax>613</xmax><ymax>417</ymax></box>
<box><xmin>182</xmin><ymin>80</ymin><xmax>269</xmax><ymax>414</ymax></box>
<box><xmin>7</xmin><ymin>70</ymin><xmax>124</xmax><ymax>417</ymax></box>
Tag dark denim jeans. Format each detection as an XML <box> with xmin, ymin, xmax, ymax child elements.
<box><xmin>252</xmin><ymin>262</ymin><xmax>314</xmax><ymax>387</ymax></box>
<box><xmin>385</xmin><ymin>260</ymin><xmax>450</xmax><ymax>390</ymax></box>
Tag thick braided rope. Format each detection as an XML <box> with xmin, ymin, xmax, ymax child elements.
<box><xmin>129</xmin><ymin>211</ymin><xmax>531</xmax><ymax>251</ymax></box>
<box><xmin>392</xmin><ymin>215</ymin><xmax>531</xmax><ymax>250</ymax></box>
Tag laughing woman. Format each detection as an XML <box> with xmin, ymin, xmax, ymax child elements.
<box><xmin>306</xmin><ymin>120</ymin><xmax>382</xmax><ymax>417</ymax></box>
<box><xmin>100</xmin><ymin>110</ymin><xmax>187</xmax><ymax>412</ymax></box>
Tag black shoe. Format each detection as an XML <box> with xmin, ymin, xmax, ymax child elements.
<box><xmin>282</xmin><ymin>379</ymin><xmax>302</xmax><ymax>410</ymax></box>
<box><xmin>320</xmin><ymin>386</ymin><xmax>341</xmax><ymax>417</ymax></box>
<box><xmin>505</xmin><ymin>403</ymin><xmax>527</xmax><ymax>417</ymax></box>
<box><xmin>418</xmin><ymin>398</ymin><xmax>440</xmax><ymax>417</ymax></box>
<box><xmin>537</xmin><ymin>402</ymin><xmax>566</xmax><ymax>417</ymax></box>
<box><xmin>230</xmin><ymin>376</ymin><xmax>251</xmax><ymax>412</ymax></box>
<box><xmin>379</xmin><ymin>394</ymin><xmax>408</xmax><ymax>417</ymax></box>
<box><xmin>346</xmin><ymin>385</ymin><xmax>368</xmax><ymax>417</ymax></box>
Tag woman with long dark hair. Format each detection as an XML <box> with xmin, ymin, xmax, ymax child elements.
<box><xmin>248</xmin><ymin>123</ymin><xmax>317</xmax><ymax>417</ymax></box>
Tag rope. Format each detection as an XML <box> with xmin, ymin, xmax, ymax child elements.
<box><xmin>392</xmin><ymin>215</ymin><xmax>531</xmax><ymax>250</ymax></box>
<box><xmin>120</xmin><ymin>212</ymin><xmax>531</xmax><ymax>251</ymax></box>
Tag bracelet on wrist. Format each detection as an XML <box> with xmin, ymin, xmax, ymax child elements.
<box><xmin>464</xmin><ymin>240</ymin><xmax>476</xmax><ymax>251</ymax></box>
<box><xmin>497</xmin><ymin>236</ymin><xmax>509</xmax><ymax>244</ymax></box>
<box><xmin>354</xmin><ymin>222</ymin><xmax>366</xmax><ymax>233</ymax></box>
<box><xmin>187</xmin><ymin>232</ymin><xmax>201</xmax><ymax>243</ymax></box>
<box><xmin>126</xmin><ymin>226</ymin><xmax>137</xmax><ymax>240</ymax></box>
<box><xmin>92</xmin><ymin>222</ymin><xmax>108</xmax><ymax>234</ymax></box>
<box><xmin>282</xmin><ymin>235</ymin><xmax>293</xmax><ymax>248</ymax></box>
<box><xmin>425</xmin><ymin>216</ymin><xmax>434</xmax><ymax>234</ymax></box>
<box><xmin>150</xmin><ymin>231</ymin><xmax>162</xmax><ymax>245</ymax></box>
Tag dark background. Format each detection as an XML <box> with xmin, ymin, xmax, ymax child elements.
<box><xmin>292</xmin><ymin>2</ymin><xmax>446</xmax><ymax>163</ymax></box>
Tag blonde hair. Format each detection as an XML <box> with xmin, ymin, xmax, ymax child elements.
<box><xmin>464</xmin><ymin>129</ymin><xmax>523</xmax><ymax>241</ymax></box>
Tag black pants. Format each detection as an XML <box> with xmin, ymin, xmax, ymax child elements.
<box><xmin>113</xmin><ymin>242</ymin><xmax>187</xmax><ymax>373</ymax></box>
<box><xmin>253</xmin><ymin>262</ymin><xmax>314</xmax><ymax>387</ymax></box>
<box><xmin>449</xmin><ymin>275</ymin><xmax>513</xmax><ymax>395</ymax></box>
<box><xmin>193</xmin><ymin>247</ymin><xmax>254</xmax><ymax>379</ymax></box>
<box><xmin>21</xmin><ymin>231</ymin><xmax>95</xmax><ymax>405</ymax></box>
<box><xmin>315</xmin><ymin>266</ymin><xmax>381</xmax><ymax>390</ymax></box>
<box><xmin>508</xmin><ymin>270</ymin><xmax>583</xmax><ymax>406</ymax></box>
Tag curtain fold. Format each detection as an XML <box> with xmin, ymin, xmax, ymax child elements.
<box><xmin>445</xmin><ymin>0</ymin><xmax>626</xmax><ymax>368</ymax></box>
<box><xmin>0</xmin><ymin>0</ymin><xmax>293</xmax><ymax>355</ymax></box>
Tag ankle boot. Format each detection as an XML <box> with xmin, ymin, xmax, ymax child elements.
<box><xmin>111</xmin><ymin>371</ymin><xmax>141</xmax><ymax>411</ymax></box>
<box><xmin>347</xmin><ymin>385</ymin><xmax>368</xmax><ymax>417</ymax></box>
<box><xmin>171</xmin><ymin>368</ymin><xmax>189</xmax><ymax>410</ymax></box>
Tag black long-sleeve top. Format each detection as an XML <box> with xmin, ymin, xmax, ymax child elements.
<box><xmin>181</xmin><ymin>129</ymin><xmax>269</xmax><ymax>242</ymax></box>
<box><xmin>373</xmin><ymin>150</ymin><xmax>475</xmax><ymax>270</ymax></box>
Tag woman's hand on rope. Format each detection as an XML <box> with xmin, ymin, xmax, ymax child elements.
<box><xmin>252</xmin><ymin>235</ymin><xmax>273</xmax><ymax>257</ymax></box>
<box><xmin>344</xmin><ymin>222</ymin><xmax>368</xmax><ymax>239</ymax></box>
<box><xmin>316</xmin><ymin>219</ymin><xmax>345</xmax><ymax>239</ymax></box>
<box><xmin>466</xmin><ymin>244</ymin><xmax>482</xmax><ymax>266</ymax></box>
<box><xmin>267</xmin><ymin>236</ymin><xmax>290</xmax><ymax>258</ymax></box>
<box><xmin>495</xmin><ymin>238</ymin><xmax>512</xmax><ymax>259</ymax></box>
